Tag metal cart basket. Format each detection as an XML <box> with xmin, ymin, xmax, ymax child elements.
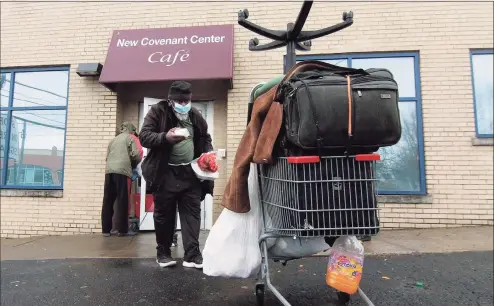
<box><xmin>255</xmin><ymin>155</ymin><xmax>379</xmax><ymax>306</ymax></box>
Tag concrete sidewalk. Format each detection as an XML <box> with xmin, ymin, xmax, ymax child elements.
<box><xmin>1</xmin><ymin>226</ymin><xmax>492</xmax><ymax>261</ymax></box>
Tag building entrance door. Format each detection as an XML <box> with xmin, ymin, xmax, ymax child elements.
<box><xmin>138</xmin><ymin>97</ymin><xmax>214</xmax><ymax>231</ymax></box>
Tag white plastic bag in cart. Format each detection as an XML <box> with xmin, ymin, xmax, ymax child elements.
<box><xmin>263</xmin><ymin>203</ymin><xmax>329</xmax><ymax>258</ymax></box>
<box><xmin>268</xmin><ymin>236</ymin><xmax>329</xmax><ymax>259</ymax></box>
<box><xmin>257</xmin><ymin>174</ymin><xmax>329</xmax><ymax>258</ymax></box>
<box><xmin>203</xmin><ymin>163</ymin><xmax>263</xmax><ymax>278</ymax></box>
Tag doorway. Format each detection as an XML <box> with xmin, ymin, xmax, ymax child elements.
<box><xmin>137</xmin><ymin>97</ymin><xmax>214</xmax><ymax>231</ymax></box>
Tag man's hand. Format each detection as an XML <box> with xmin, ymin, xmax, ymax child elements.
<box><xmin>165</xmin><ymin>128</ymin><xmax>186</xmax><ymax>144</ymax></box>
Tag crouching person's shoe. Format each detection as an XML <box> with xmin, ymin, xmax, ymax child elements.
<box><xmin>183</xmin><ymin>254</ymin><xmax>203</xmax><ymax>269</ymax></box>
<box><xmin>156</xmin><ymin>246</ymin><xmax>177</xmax><ymax>268</ymax></box>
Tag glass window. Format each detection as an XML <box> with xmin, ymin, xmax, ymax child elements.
<box><xmin>376</xmin><ymin>102</ymin><xmax>421</xmax><ymax>192</ymax></box>
<box><xmin>296</xmin><ymin>52</ymin><xmax>425</xmax><ymax>195</ymax></box>
<box><xmin>297</xmin><ymin>58</ymin><xmax>348</xmax><ymax>67</ymax></box>
<box><xmin>7</xmin><ymin>165</ymin><xmax>54</xmax><ymax>186</ymax></box>
<box><xmin>24</xmin><ymin>167</ymin><xmax>35</xmax><ymax>183</ymax></box>
<box><xmin>13</xmin><ymin>71</ymin><xmax>69</xmax><ymax>108</ymax></box>
<box><xmin>352</xmin><ymin>57</ymin><xmax>416</xmax><ymax>97</ymax></box>
<box><xmin>1</xmin><ymin>110</ymin><xmax>8</xmax><ymax>184</ymax></box>
<box><xmin>57</xmin><ymin>170</ymin><xmax>63</xmax><ymax>185</ymax></box>
<box><xmin>4</xmin><ymin>110</ymin><xmax>66</xmax><ymax>187</ymax></box>
<box><xmin>471</xmin><ymin>51</ymin><xmax>493</xmax><ymax>137</ymax></box>
<box><xmin>1</xmin><ymin>73</ymin><xmax>11</xmax><ymax>108</ymax></box>
<box><xmin>0</xmin><ymin>67</ymin><xmax>69</xmax><ymax>189</ymax></box>
<box><xmin>323</xmin><ymin>59</ymin><xmax>348</xmax><ymax>67</ymax></box>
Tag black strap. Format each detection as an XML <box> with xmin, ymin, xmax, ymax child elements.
<box><xmin>345</xmin><ymin>76</ymin><xmax>355</xmax><ymax>156</ymax></box>
<box><xmin>321</xmin><ymin>62</ymin><xmax>369</xmax><ymax>76</ymax></box>
<box><xmin>297</xmin><ymin>74</ymin><xmax>355</xmax><ymax>156</ymax></box>
<box><xmin>345</xmin><ymin>136</ymin><xmax>353</xmax><ymax>156</ymax></box>
<box><xmin>298</xmin><ymin>79</ymin><xmax>324</xmax><ymax>156</ymax></box>
<box><xmin>296</xmin><ymin>69</ymin><xmax>367</xmax><ymax>81</ymax></box>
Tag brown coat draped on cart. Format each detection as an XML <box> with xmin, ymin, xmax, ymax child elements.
<box><xmin>222</xmin><ymin>60</ymin><xmax>335</xmax><ymax>213</ymax></box>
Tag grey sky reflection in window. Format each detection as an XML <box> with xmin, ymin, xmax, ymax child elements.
<box><xmin>1</xmin><ymin>68</ymin><xmax>68</xmax><ymax>188</ymax></box>
<box><xmin>323</xmin><ymin>59</ymin><xmax>348</xmax><ymax>67</ymax></box>
<box><xmin>0</xmin><ymin>73</ymin><xmax>11</xmax><ymax>108</ymax></box>
<box><xmin>352</xmin><ymin>57</ymin><xmax>416</xmax><ymax>98</ymax></box>
<box><xmin>13</xmin><ymin>71</ymin><xmax>69</xmax><ymax>108</ymax></box>
<box><xmin>376</xmin><ymin>102</ymin><xmax>421</xmax><ymax>192</ymax></box>
<box><xmin>472</xmin><ymin>53</ymin><xmax>493</xmax><ymax>136</ymax></box>
<box><xmin>5</xmin><ymin>110</ymin><xmax>66</xmax><ymax>186</ymax></box>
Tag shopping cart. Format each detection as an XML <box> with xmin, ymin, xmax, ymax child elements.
<box><xmin>239</xmin><ymin>2</ymin><xmax>380</xmax><ymax>304</ymax></box>
<box><xmin>249</xmin><ymin>85</ymin><xmax>379</xmax><ymax>306</ymax></box>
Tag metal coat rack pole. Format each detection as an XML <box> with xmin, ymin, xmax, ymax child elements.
<box><xmin>237</xmin><ymin>0</ymin><xmax>354</xmax><ymax>73</ymax></box>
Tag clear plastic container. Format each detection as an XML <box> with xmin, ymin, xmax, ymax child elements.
<box><xmin>173</xmin><ymin>128</ymin><xmax>190</xmax><ymax>138</ymax></box>
<box><xmin>326</xmin><ymin>236</ymin><xmax>365</xmax><ymax>294</ymax></box>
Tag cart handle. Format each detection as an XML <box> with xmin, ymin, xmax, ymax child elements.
<box><xmin>355</xmin><ymin>154</ymin><xmax>381</xmax><ymax>161</ymax></box>
<box><xmin>287</xmin><ymin>154</ymin><xmax>381</xmax><ymax>164</ymax></box>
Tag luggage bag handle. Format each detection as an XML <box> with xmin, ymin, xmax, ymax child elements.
<box><xmin>292</xmin><ymin>68</ymin><xmax>367</xmax><ymax>81</ymax></box>
<box><xmin>275</xmin><ymin>60</ymin><xmax>367</xmax><ymax>102</ymax></box>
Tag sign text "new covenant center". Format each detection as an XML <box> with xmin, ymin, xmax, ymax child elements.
<box><xmin>116</xmin><ymin>35</ymin><xmax>227</xmax><ymax>66</ymax></box>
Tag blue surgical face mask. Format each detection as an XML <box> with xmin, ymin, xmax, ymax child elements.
<box><xmin>174</xmin><ymin>102</ymin><xmax>191</xmax><ymax>114</ymax></box>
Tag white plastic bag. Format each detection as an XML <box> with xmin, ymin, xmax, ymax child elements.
<box><xmin>268</xmin><ymin>237</ymin><xmax>329</xmax><ymax>258</ymax></box>
<box><xmin>203</xmin><ymin>163</ymin><xmax>329</xmax><ymax>278</ymax></box>
<box><xmin>191</xmin><ymin>152</ymin><xmax>219</xmax><ymax>181</ymax></box>
<box><xmin>136</xmin><ymin>161</ymin><xmax>143</xmax><ymax>177</ymax></box>
<box><xmin>258</xmin><ymin>169</ymin><xmax>328</xmax><ymax>258</ymax></box>
<box><xmin>203</xmin><ymin>164</ymin><xmax>262</xmax><ymax>278</ymax></box>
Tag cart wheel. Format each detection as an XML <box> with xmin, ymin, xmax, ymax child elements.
<box><xmin>129</xmin><ymin>221</ymin><xmax>138</xmax><ymax>233</ymax></box>
<box><xmin>255</xmin><ymin>284</ymin><xmax>265</xmax><ymax>306</ymax></box>
<box><xmin>337</xmin><ymin>291</ymin><xmax>351</xmax><ymax>305</ymax></box>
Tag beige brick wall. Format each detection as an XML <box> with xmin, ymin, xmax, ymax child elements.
<box><xmin>1</xmin><ymin>1</ymin><xmax>492</xmax><ymax>237</ymax></box>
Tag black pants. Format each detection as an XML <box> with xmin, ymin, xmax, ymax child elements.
<box><xmin>102</xmin><ymin>173</ymin><xmax>129</xmax><ymax>233</ymax></box>
<box><xmin>153</xmin><ymin>165</ymin><xmax>202</xmax><ymax>260</ymax></box>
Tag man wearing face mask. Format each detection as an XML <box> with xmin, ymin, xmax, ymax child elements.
<box><xmin>139</xmin><ymin>81</ymin><xmax>213</xmax><ymax>269</ymax></box>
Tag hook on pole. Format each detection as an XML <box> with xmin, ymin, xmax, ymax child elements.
<box><xmin>237</xmin><ymin>1</ymin><xmax>354</xmax><ymax>73</ymax></box>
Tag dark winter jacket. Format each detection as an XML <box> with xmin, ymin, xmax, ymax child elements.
<box><xmin>139</xmin><ymin>100</ymin><xmax>214</xmax><ymax>199</ymax></box>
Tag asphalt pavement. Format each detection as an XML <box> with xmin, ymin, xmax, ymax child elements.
<box><xmin>1</xmin><ymin>251</ymin><xmax>492</xmax><ymax>306</ymax></box>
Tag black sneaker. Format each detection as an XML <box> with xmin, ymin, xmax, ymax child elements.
<box><xmin>183</xmin><ymin>254</ymin><xmax>203</xmax><ymax>269</ymax></box>
<box><xmin>156</xmin><ymin>246</ymin><xmax>176</xmax><ymax>268</ymax></box>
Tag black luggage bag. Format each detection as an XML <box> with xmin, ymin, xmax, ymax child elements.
<box><xmin>278</xmin><ymin>63</ymin><xmax>401</xmax><ymax>153</ymax></box>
